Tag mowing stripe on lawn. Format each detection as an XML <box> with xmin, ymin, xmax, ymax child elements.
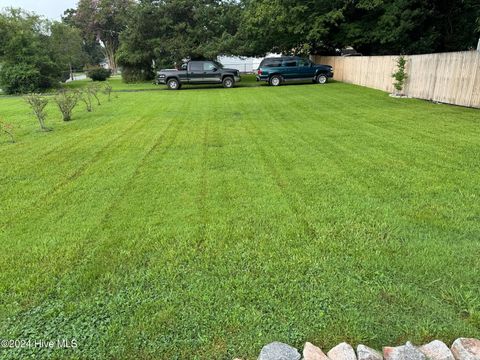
<box><xmin>0</xmin><ymin>94</ymin><xmax>180</xmax><ymax>317</ymax></box>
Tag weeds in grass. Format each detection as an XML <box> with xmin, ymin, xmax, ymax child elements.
<box><xmin>0</xmin><ymin>119</ymin><xmax>15</xmax><ymax>142</ymax></box>
<box><xmin>441</xmin><ymin>286</ymin><xmax>480</xmax><ymax>324</ymax></box>
<box><xmin>24</xmin><ymin>93</ymin><xmax>51</xmax><ymax>131</ymax></box>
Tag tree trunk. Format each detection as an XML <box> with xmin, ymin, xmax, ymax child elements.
<box><xmin>103</xmin><ymin>44</ymin><xmax>117</xmax><ymax>75</ymax></box>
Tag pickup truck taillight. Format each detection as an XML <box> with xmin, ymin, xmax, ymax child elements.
<box><xmin>257</xmin><ymin>69</ymin><xmax>262</xmax><ymax>75</ymax></box>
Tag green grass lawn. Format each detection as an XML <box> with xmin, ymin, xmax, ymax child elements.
<box><xmin>0</xmin><ymin>77</ymin><xmax>479</xmax><ymax>359</ymax></box>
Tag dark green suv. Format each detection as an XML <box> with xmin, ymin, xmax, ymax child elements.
<box><xmin>256</xmin><ymin>56</ymin><xmax>333</xmax><ymax>86</ymax></box>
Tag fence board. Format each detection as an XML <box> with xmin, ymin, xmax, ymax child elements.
<box><xmin>311</xmin><ymin>51</ymin><xmax>480</xmax><ymax>108</ymax></box>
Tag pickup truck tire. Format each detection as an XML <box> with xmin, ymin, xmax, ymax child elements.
<box><xmin>269</xmin><ymin>75</ymin><xmax>282</xmax><ymax>86</ymax></box>
<box><xmin>167</xmin><ymin>78</ymin><xmax>181</xmax><ymax>90</ymax></box>
<box><xmin>222</xmin><ymin>76</ymin><xmax>234</xmax><ymax>88</ymax></box>
<box><xmin>316</xmin><ymin>74</ymin><xmax>328</xmax><ymax>84</ymax></box>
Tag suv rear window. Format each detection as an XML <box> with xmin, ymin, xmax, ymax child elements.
<box><xmin>260</xmin><ymin>59</ymin><xmax>282</xmax><ymax>68</ymax></box>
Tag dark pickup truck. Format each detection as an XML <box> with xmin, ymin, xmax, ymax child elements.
<box><xmin>157</xmin><ymin>60</ymin><xmax>241</xmax><ymax>90</ymax></box>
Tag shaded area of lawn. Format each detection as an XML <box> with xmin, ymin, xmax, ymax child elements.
<box><xmin>0</xmin><ymin>82</ymin><xmax>479</xmax><ymax>359</ymax></box>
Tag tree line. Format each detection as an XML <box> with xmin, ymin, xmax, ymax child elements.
<box><xmin>0</xmin><ymin>8</ymin><xmax>85</xmax><ymax>93</ymax></box>
<box><xmin>0</xmin><ymin>0</ymin><xmax>479</xmax><ymax>92</ymax></box>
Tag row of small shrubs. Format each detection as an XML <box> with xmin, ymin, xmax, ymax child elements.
<box><xmin>2</xmin><ymin>83</ymin><xmax>112</xmax><ymax>143</ymax></box>
<box><xmin>24</xmin><ymin>82</ymin><xmax>113</xmax><ymax>132</ymax></box>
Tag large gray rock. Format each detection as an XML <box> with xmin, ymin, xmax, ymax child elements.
<box><xmin>358</xmin><ymin>344</ymin><xmax>383</xmax><ymax>360</ymax></box>
<box><xmin>328</xmin><ymin>342</ymin><xmax>357</xmax><ymax>360</ymax></box>
<box><xmin>303</xmin><ymin>342</ymin><xmax>330</xmax><ymax>360</ymax></box>
<box><xmin>384</xmin><ymin>342</ymin><xmax>426</xmax><ymax>360</ymax></box>
<box><xmin>451</xmin><ymin>338</ymin><xmax>480</xmax><ymax>360</ymax></box>
<box><xmin>258</xmin><ymin>342</ymin><xmax>301</xmax><ymax>360</ymax></box>
<box><xmin>419</xmin><ymin>340</ymin><xmax>455</xmax><ymax>360</ymax></box>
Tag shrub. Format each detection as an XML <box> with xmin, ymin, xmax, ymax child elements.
<box><xmin>103</xmin><ymin>82</ymin><xmax>113</xmax><ymax>101</ymax></box>
<box><xmin>80</xmin><ymin>83</ymin><xmax>102</xmax><ymax>112</ymax></box>
<box><xmin>24</xmin><ymin>93</ymin><xmax>50</xmax><ymax>131</ymax></box>
<box><xmin>88</xmin><ymin>83</ymin><xmax>101</xmax><ymax>105</ymax></box>
<box><xmin>0</xmin><ymin>119</ymin><xmax>15</xmax><ymax>143</ymax></box>
<box><xmin>121</xmin><ymin>66</ymin><xmax>154</xmax><ymax>83</ymax></box>
<box><xmin>392</xmin><ymin>55</ymin><xmax>408</xmax><ymax>94</ymax></box>
<box><xmin>86</xmin><ymin>67</ymin><xmax>112</xmax><ymax>81</ymax></box>
<box><xmin>79</xmin><ymin>90</ymin><xmax>93</xmax><ymax>112</ymax></box>
<box><xmin>0</xmin><ymin>63</ymin><xmax>42</xmax><ymax>94</ymax></box>
<box><xmin>55</xmin><ymin>90</ymin><xmax>79</xmax><ymax>121</ymax></box>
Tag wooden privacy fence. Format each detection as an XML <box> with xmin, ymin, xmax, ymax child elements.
<box><xmin>311</xmin><ymin>51</ymin><xmax>480</xmax><ymax>108</ymax></box>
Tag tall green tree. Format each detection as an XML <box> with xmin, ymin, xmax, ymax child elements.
<box><xmin>0</xmin><ymin>9</ymin><xmax>62</xmax><ymax>93</ymax></box>
<box><xmin>117</xmin><ymin>0</ymin><xmax>241</xmax><ymax>80</ymax></box>
<box><xmin>235</xmin><ymin>0</ymin><xmax>346</xmax><ymax>56</ymax></box>
<box><xmin>67</xmin><ymin>0</ymin><xmax>134</xmax><ymax>73</ymax></box>
<box><xmin>62</xmin><ymin>8</ymin><xmax>105</xmax><ymax>66</ymax></box>
<box><xmin>236</xmin><ymin>0</ymin><xmax>480</xmax><ymax>56</ymax></box>
<box><xmin>335</xmin><ymin>0</ymin><xmax>480</xmax><ymax>55</ymax></box>
<box><xmin>50</xmin><ymin>22</ymin><xmax>86</xmax><ymax>80</ymax></box>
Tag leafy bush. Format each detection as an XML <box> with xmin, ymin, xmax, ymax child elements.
<box><xmin>55</xmin><ymin>90</ymin><xmax>79</xmax><ymax>121</ymax></box>
<box><xmin>86</xmin><ymin>67</ymin><xmax>112</xmax><ymax>81</ymax></box>
<box><xmin>0</xmin><ymin>10</ymin><xmax>73</xmax><ymax>94</ymax></box>
<box><xmin>392</xmin><ymin>56</ymin><xmax>408</xmax><ymax>94</ymax></box>
<box><xmin>24</xmin><ymin>94</ymin><xmax>51</xmax><ymax>131</ymax></box>
<box><xmin>0</xmin><ymin>63</ymin><xmax>42</xmax><ymax>94</ymax></box>
<box><xmin>121</xmin><ymin>66</ymin><xmax>154</xmax><ymax>83</ymax></box>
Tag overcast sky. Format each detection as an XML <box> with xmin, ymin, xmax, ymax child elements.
<box><xmin>0</xmin><ymin>0</ymin><xmax>77</xmax><ymax>19</ymax></box>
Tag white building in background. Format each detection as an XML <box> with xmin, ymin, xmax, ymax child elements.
<box><xmin>217</xmin><ymin>54</ymin><xmax>281</xmax><ymax>73</ymax></box>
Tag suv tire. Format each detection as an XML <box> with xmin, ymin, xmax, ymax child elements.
<box><xmin>269</xmin><ymin>75</ymin><xmax>282</xmax><ymax>86</ymax></box>
<box><xmin>316</xmin><ymin>74</ymin><xmax>328</xmax><ymax>84</ymax></box>
<box><xmin>167</xmin><ymin>78</ymin><xmax>181</xmax><ymax>90</ymax></box>
<box><xmin>223</xmin><ymin>76</ymin><xmax>234</xmax><ymax>88</ymax></box>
